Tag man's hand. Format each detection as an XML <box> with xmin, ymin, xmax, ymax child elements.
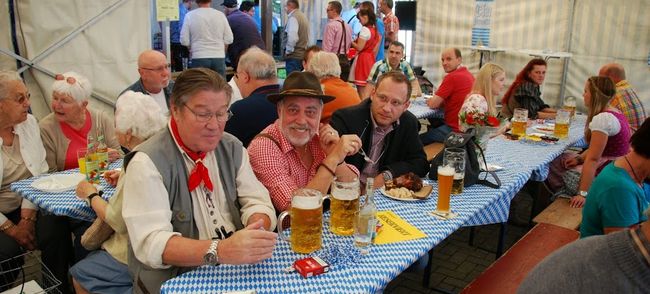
<box><xmin>76</xmin><ymin>180</ymin><xmax>98</xmax><ymax>200</ymax></box>
<box><xmin>218</xmin><ymin>219</ymin><xmax>278</xmax><ymax>264</ymax></box>
<box><xmin>4</xmin><ymin>221</ymin><xmax>36</xmax><ymax>250</ymax></box>
<box><xmin>426</xmin><ymin>96</ymin><xmax>443</xmax><ymax>109</ymax></box>
<box><xmin>326</xmin><ymin>135</ymin><xmax>362</xmax><ymax>165</ymax></box>
<box><xmin>246</xmin><ymin>213</ymin><xmax>272</xmax><ymax>231</ymax></box>
<box><xmin>319</xmin><ymin>124</ymin><xmax>340</xmax><ymax>155</ymax></box>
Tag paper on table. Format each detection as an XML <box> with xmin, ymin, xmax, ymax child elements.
<box><xmin>374</xmin><ymin>211</ymin><xmax>426</xmax><ymax>245</ymax></box>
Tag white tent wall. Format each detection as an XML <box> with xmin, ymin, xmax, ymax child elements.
<box><xmin>9</xmin><ymin>0</ymin><xmax>150</xmax><ymax>119</ymax></box>
<box><xmin>414</xmin><ymin>0</ymin><xmax>649</xmax><ymax>113</ymax></box>
<box><xmin>0</xmin><ymin>1</ymin><xmax>16</xmax><ymax>70</ymax></box>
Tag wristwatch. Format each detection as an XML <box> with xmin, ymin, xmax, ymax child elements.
<box><xmin>579</xmin><ymin>190</ymin><xmax>588</xmax><ymax>198</ymax></box>
<box><xmin>203</xmin><ymin>240</ymin><xmax>220</xmax><ymax>266</ymax></box>
<box><xmin>382</xmin><ymin>170</ymin><xmax>393</xmax><ymax>183</ymax></box>
<box><xmin>85</xmin><ymin>191</ymin><xmax>102</xmax><ymax>206</ymax></box>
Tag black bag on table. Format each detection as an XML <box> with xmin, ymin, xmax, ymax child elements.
<box><xmin>428</xmin><ymin>128</ymin><xmax>501</xmax><ymax>189</ymax></box>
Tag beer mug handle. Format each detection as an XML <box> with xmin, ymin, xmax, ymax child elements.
<box><xmin>277</xmin><ymin>211</ymin><xmax>290</xmax><ymax>242</ymax></box>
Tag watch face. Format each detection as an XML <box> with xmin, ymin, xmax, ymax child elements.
<box><xmin>204</xmin><ymin>252</ymin><xmax>216</xmax><ymax>265</ymax></box>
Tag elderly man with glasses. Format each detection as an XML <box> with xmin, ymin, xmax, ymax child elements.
<box><xmin>330</xmin><ymin>71</ymin><xmax>428</xmax><ymax>187</ymax></box>
<box><xmin>121</xmin><ymin>50</ymin><xmax>174</xmax><ymax>112</ymax></box>
<box><xmin>121</xmin><ymin>68</ymin><xmax>277</xmax><ymax>294</ymax></box>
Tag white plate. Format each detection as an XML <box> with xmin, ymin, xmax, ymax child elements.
<box><xmin>379</xmin><ymin>186</ymin><xmax>433</xmax><ymax>201</ymax></box>
<box><xmin>533</xmin><ymin>125</ymin><xmax>555</xmax><ymax>133</ymax></box>
<box><xmin>31</xmin><ymin>173</ymin><xmax>85</xmax><ymax>193</ymax></box>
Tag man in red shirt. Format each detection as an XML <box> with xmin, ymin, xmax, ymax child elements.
<box><xmin>421</xmin><ymin>48</ymin><xmax>475</xmax><ymax>144</ymax></box>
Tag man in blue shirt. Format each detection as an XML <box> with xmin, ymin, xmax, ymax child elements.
<box><xmin>341</xmin><ymin>2</ymin><xmax>361</xmax><ymax>40</ymax></box>
<box><xmin>170</xmin><ymin>0</ymin><xmax>191</xmax><ymax>72</ymax></box>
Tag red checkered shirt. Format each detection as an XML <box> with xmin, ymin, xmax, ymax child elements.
<box><xmin>248</xmin><ymin>121</ymin><xmax>359</xmax><ymax>212</ymax></box>
<box><xmin>382</xmin><ymin>11</ymin><xmax>399</xmax><ymax>47</ymax></box>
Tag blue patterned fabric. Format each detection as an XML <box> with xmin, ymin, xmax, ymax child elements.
<box><xmin>407</xmin><ymin>97</ymin><xmax>444</xmax><ymax>119</ymax></box>
<box><xmin>159</xmin><ymin>116</ymin><xmax>588</xmax><ymax>293</ymax></box>
<box><xmin>10</xmin><ymin>160</ymin><xmax>122</xmax><ymax>222</ymax></box>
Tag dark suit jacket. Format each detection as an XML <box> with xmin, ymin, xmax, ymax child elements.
<box><xmin>330</xmin><ymin>99</ymin><xmax>429</xmax><ymax>177</ymax></box>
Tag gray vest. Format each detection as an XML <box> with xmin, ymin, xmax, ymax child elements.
<box><xmin>124</xmin><ymin>129</ymin><xmax>243</xmax><ymax>294</ymax></box>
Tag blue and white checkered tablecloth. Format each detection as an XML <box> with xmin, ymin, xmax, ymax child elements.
<box><xmin>161</xmin><ymin>195</ymin><xmax>474</xmax><ymax>294</ymax></box>
<box><xmin>407</xmin><ymin>98</ymin><xmax>444</xmax><ymax>119</ymax></box>
<box><xmin>505</xmin><ymin>115</ymin><xmax>586</xmax><ymax>181</ymax></box>
<box><xmin>10</xmin><ymin>160</ymin><xmax>123</xmax><ymax>222</ymax></box>
<box><xmin>160</xmin><ymin>117</ymin><xmax>588</xmax><ymax>293</ymax></box>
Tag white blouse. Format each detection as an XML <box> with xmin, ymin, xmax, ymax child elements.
<box><xmin>589</xmin><ymin>112</ymin><xmax>621</xmax><ymax>136</ymax></box>
<box><xmin>0</xmin><ymin>115</ymin><xmax>48</xmax><ymax>224</ymax></box>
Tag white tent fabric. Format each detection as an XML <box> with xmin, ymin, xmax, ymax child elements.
<box><xmin>5</xmin><ymin>0</ymin><xmax>151</xmax><ymax>119</ymax></box>
<box><xmin>414</xmin><ymin>0</ymin><xmax>650</xmax><ymax>112</ymax></box>
<box><xmin>0</xmin><ymin>1</ymin><xmax>16</xmax><ymax>71</ymax></box>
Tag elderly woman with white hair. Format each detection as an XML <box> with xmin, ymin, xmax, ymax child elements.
<box><xmin>307</xmin><ymin>51</ymin><xmax>360</xmax><ymax>123</ymax></box>
<box><xmin>0</xmin><ymin>70</ymin><xmax>73</xmax><ymax>293</ymax></box>
<box><xmin>39</xmin><ymin>71</ymin><xmax>121</xmax><ymax>172</ymax></box>
<box><xmin>70</xmin><ymin>91</ymin><xmax>168</xmax><ymax>294</ymax></box>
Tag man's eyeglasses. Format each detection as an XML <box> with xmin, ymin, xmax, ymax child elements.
<box><xmin>183</xmin><ymin>104</ymin><xmax>233</xmax><ymax>123</ymax></box>
<box><xmin>375</xmin><ymin>94</ymin><xmax>407</xmax><ymax>108</ymax></box>
<box><xmin>140</xmin><ymin>63</ymin><xmax>171</xmax><ymax>72</ymax></box>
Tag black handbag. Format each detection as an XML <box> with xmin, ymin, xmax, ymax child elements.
<box><xmin>336</xmin><ymin>20</ymin><xmax>351</xmax><ymax>80</ymax></box>
<box><xmin>428</xmin><ymin>128</ymin><xmax>501</xmax><ymax>189</ymax></box>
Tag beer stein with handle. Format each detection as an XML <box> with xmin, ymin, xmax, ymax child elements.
<box><xmin>330</xmin><ymin>177</ymin><xmax>360</xmax><ymax>236</ymax></box>
<box><xmin>278</xmin><ymin>188</ymin><xmax>328</xmax><ymax>254</ymax></box>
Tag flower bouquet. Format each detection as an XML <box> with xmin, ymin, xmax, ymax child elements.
<box><xmin>459</xmin><ymin>111</ymin><xmax>502</xmax><ymax>151</ymax></box>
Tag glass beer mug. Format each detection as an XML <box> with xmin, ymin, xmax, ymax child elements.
<box><xmin>277</xmin><ymin>189</ymin><xmax>328</xmax><ymax>254</ymax></box>
<box><xmin>330</xmin><ymin>177</ymin><xmax>360</xmax><ymax>236</ymax></box>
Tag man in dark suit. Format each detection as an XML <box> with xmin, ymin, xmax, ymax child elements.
<box><xmin>330</xmin><ymin>71</ymin><xmax>428</xmax><ymax>187</ymax></box>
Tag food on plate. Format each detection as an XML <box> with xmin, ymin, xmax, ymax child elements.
<box><xmin>385</xmin><ymin>187</ymin><xmax>413</xmax><ymax>199</ymax></box>
<box><xmin>387</xmin><ymin>172</ymin><xmax>423</xmax><ymax>191</ymax></box>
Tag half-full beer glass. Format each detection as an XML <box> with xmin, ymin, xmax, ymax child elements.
<box><xmin>444</xmin><ymin>148</ymin><xmax>465</xmax><ymax>194</ymax></box>
<box><xmin>277</xmin><ymin>189</ymin><xmax>326</xmax><ymax>254</ymax></box>
<box><xmin>554</xmin><ymin>109</ymin><xmax>571</xmax><ymax>139</ymax></box>
<box><xmin>511</xmin><ymin>108</ymin><xmax>528</xmax><ymax>137</ymax></box>
<box><xmin>330</xmin><ymin>177</ymin><xmax>360</xmax><ymax>236</ymax></box>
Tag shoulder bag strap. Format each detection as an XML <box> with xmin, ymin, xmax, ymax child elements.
<box><xmin>473</xmin><ymin>140</ymin><xmax>501</xmax><ymax>189</ymax></box>
<box><xmin>337</xmin><ymin>20</ymin><xmax>346</xmax><ymax>54</ymax></box>
<box><xmin>253</xmin><ymin>133</ymin><xmax>281</xmax><ymax>149</ymax></box>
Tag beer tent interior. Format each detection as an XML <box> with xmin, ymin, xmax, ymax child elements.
<box><xmin>1</xmin><ymin>0</ymin><xmax>648</xmax><ymax>120</ymax></box>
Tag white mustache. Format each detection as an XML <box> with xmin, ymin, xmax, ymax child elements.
<box><xmin>288</xmin><ymin>123</ymin><xmax>311</xmax><ymax>132</ymax></box>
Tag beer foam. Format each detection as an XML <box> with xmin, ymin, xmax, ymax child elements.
<box><xmin>453</xmin><ymin>173</ymin><xmax>464</xmax><ymax>180</ymax></box>
<box><xmin>332</xmin><ymin>189</ymin><xmax>359</xmax><ymax>200</ymax></box>
<box><xmin>292</xmin><ymin>196</ymin><xmax>321</xmax><ymax>210</ymax></box>
<box><xmin>437</xmin><ymin>166</ymin><xmax>455</xmax><ymax>176</ymax></box>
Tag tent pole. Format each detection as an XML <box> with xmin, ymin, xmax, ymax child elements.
<box><xmin>560</xmin><ymin>0</ymin><xmax>576</xmax><ymax>104</ymax></box>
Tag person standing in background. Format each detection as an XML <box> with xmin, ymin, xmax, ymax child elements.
<box><xmin>283</xmin><ymin>0</ymin><xmax>310</xmax><ymax>75</ymax></box>
<box><xmin>379</xmin><ymin>0</ymin><xmax>399</xmax><ymax>50</ymax></box>
<box><xmin>181</xmin><ymin>0</ymin><xmax>234</xmax><ymax>77</ymax></box>
<box><xmin>170</xmin><ymin>0</ymin><xmax>191</xmax><ymax>72</ymax></box>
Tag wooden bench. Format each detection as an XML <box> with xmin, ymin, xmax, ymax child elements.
<box><xmin>533</xmin><ymin>198</ymin><xmax>582</xmax><ymax>230</ymax></box>
<box><xmin>423</xmin><ymin>142</ymin><xmax>444</xmax><ymax>162</ymax></box>
<box><xmin>461</xmin><ymin>223</ymin><xmax>580</xmax><ymax>294</ymax></box>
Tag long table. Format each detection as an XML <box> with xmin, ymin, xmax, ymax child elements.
<box><xmin>407</xmin><ymin>97</ymin><xmax>444</xmax><ymax>119</ymax></box>
<box><xmin>9</xmin><ymin>117</ymin><xmax>587</xmax><ymax>293</ymax></box>
<box><xmin>10</xmin><ymin>160</ymin><xmax>122</xmax><ymax>222</ymax></box>
<box><xmin>160</xmin><ymin>117</ymin><xmax>588</xmax><ymax>293</ymax></box>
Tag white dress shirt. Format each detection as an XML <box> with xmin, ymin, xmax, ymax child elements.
<box><xmin>285</xmin><ymin>10</ymin><xmax>299</xmax><ymax>54</ymax></box>
<box><xmin>122</xmin><ymin>127</ymin><xmax>276</xmax><ymax>269</ymax></box>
